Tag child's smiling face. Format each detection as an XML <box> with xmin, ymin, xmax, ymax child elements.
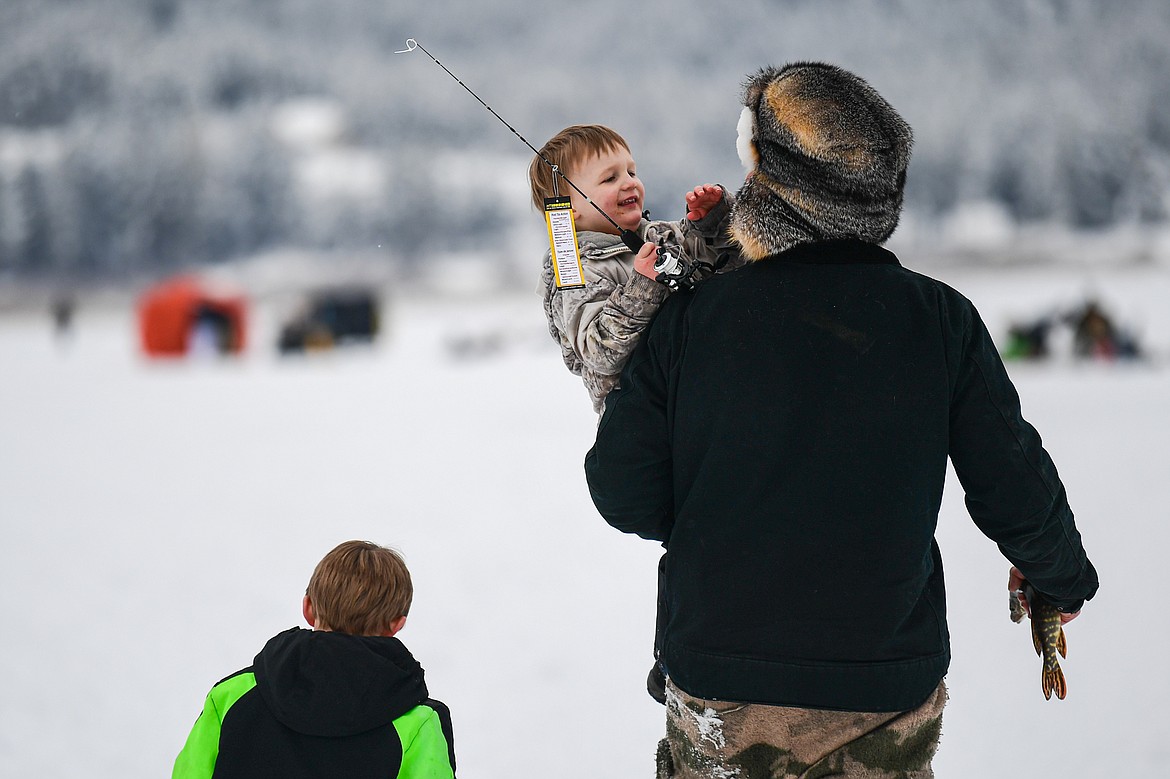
<box><xmin>567</xmin><ymin>146</ymin><xmax>644</xmax><ymax>234</ymax></box>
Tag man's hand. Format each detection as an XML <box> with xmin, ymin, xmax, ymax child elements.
<box><xmin>1009</xmin><ymin>566</ymin><xmax>1080</xmax><ymax>624</ymax></box>
<box><xmin>685</xmin><ymin>184</ymin><xmax>724</xmax><ymax>222</ymax></box>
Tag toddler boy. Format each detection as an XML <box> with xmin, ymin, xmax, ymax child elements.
<box><xmin>172</xmin><ymin>540</ymin><xmax>456</xmax><ymax>778</ymax></box>
<box><xmin>532</xmin><ymin>126</ymin><xmax>743</xmax><ymax>704</ymax></box>
<box><xmin>531</xmin><ymin>124</ymin><xmax>741</xmax><ymax>414</ymax></box>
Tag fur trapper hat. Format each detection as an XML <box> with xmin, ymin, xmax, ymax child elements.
<box><xmin>730</xmin><ymin>62</ymin><xmax>913</xmax><ymax>260</ymax></box>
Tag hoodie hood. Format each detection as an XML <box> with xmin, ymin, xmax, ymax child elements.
<box><xmin>253</xmin><ymin>627</ymin><xmax>429</xmax><ymax>737</ymax></box>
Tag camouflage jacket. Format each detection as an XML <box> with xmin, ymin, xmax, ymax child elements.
<box><xmin>539</xmin><ymin>192</ymin><xmax>741</xmax><ymax>413</ymax></box>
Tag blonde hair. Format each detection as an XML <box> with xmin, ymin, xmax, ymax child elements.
<box><xmin>528</xmin><ymin>124</ymin><xmax>630</xmax><ymax>211</ymax></box>
<box><xmin>306</xmin><ymin>540</ymin><xmax>413</xmax><ymax>635</ymax></box>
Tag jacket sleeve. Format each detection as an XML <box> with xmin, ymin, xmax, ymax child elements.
<box><xmin>945</xmin><ymin>294</ymin><xmax>1099</xmax><ymax>612</ymax></box>
<box><xmin>171</xmin><ymin>692</ymin><xmax>223</xmax><ymax>779</ymax></box>
<box><xmin>396</xmin><ymin>700</ymin><xmax>456</xmax><ymax>779</ymax></box>
<box><xmin>678</xmin><ymin>188</ymin><xmax>746</xmax><ymax>275</ymax></box>
<box><xmin>172</xmin><ymin>672</ymin><xmax>256</xmax><ymax>779</ymax></box>
<box><xmin>584</xmin><ymin>297</ymin><xmax>682</xmax><ymax>543</ymax></box>
<box><xmin>552</xmin><ymin>265</ymin><xmax>669</xmax><ymax>378</ymax></box>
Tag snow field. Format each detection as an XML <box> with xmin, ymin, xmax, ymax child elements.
<box><xmin>1</xmin><ymin>264</ymin><xmax>1167</xmax><ymax>777</ymax></box>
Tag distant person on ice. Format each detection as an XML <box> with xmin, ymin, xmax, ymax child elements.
<box><xmin>531</xmin><ymin>124</ymin><xmax>743</xmax><ymax>415</ymax></box>
<box><xmin>172</xmin><ymin>540</ymin><xmax>456</xmax><ymax>779</ymax></box>
<box><xmin>585</xmin><ymin>63</ymin><xmax>1099</xmax><ymax>778</ymax></box>
<box><xmin>1068</xmin><ymin>298</ymin><xmax>1141</xmax><ymax>360</ymax></box>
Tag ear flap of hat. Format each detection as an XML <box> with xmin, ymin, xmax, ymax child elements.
<box><xmin>736</xmin><ymin>106</ymin><xmax>757</xmax><ymax>173</ymax></box>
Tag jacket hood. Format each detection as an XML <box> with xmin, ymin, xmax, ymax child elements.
<box><xmin>253</xmin><ymin>627</ymin><xmax>429</xmax><ymax>737</ymax></box>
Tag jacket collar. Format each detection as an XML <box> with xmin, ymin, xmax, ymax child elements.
<box><xmin>577</xmin><ymin>220</ymin><xmax>650</xmax><ymax>261</ymax></box>
<box><xmin>762</xmin><ymin>239</ymin><xmax>902</xmax><ymax>267</ymax></box>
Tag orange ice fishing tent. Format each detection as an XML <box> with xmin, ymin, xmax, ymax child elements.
<box><xmin>137</xmin><ymin>275</ymin><xmax>248</xmax><ymax>357</ymax></box>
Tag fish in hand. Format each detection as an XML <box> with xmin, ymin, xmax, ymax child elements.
<box><xmin>1010</xmin><ymin>581</ymin><xmax>1068</xmax><ymax>700</ymax></box>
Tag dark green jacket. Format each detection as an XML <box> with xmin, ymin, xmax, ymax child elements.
<box><xmin>586</xmin><ymin>239</ymin><xmax>1098</xmax><ymax>712</ymax></box>
<box><xmin>173</xmin><ymin>628</ymin><xmax>455</xmax><ymax>778</ymax></box>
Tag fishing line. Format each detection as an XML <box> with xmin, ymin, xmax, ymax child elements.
<box><xmin>396</xmin><ymin>38</ymin><xmax>644</xmax><ymax>253</ymax></box>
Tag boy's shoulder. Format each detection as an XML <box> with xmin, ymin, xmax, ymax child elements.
<box><xmin>539</xmin><ymin>229</ymin><xmax>639</xmax><ymax>295</ymax></box>
<box><xmin>643</xmin><ymin>217</ymin><xmax>689</xmax><ymax>245</ymax></box>
<box><xmin>202</xmin><ymin>667</ymin><xmax>260</xmax><ymax>721</ymax></box>
<box><xmin>212</xmin><ymin>667</ymin><xmax>256</xmax><ymax>689</ymax></box>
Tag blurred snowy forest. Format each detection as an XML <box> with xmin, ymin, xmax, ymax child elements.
<box><xmin>2</xmin><ymin>0</ymin><xmax>1170</xmax><ymax>283</ymax></box>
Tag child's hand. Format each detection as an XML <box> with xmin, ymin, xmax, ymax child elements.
<box><xmin>685</xmin><ymin>184</ymin><xmax>724</xmax><ymax>221</ymax></box>
<box><xmin>634</xmin><ymin>241</ymin><xmax>659</xmax><ymax>280</ymax></box>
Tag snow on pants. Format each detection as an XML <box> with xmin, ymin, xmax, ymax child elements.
<box><xmin>657</xmin><ymin>678</ymin><xmax>946</xmax><ymax>779</ymax></box>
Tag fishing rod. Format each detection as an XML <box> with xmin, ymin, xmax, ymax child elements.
<box><xmin>397</xmin><ymin>37</ymin><xmax>678</xmax><ymax>260</ymax></box>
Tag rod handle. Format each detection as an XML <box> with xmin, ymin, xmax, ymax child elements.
<box><xmin>621</xmin><ymin>230</ymin><xmax>645</xmax><ymax>254</ymax></box>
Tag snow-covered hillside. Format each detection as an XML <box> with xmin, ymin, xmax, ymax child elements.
<box><xmin>4</xmin><ymin>0</ymin><xmax>1170</xmax><ymax>274</ymax></box>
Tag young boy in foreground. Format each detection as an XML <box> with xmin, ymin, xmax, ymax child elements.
<box><xmin>531</xmin><ymin>124</ymin><xmax>742</xmax><ymax>414</ymax></box>
<box><xmin>172</xmin><ymin>540</ymin><xmax>456</xmax><ymax>779</ymax></box>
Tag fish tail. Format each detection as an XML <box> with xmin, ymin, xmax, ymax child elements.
<box><xmin>1042</xmin><ymin>664</ymin><xmax>1067</xmax><ymax>700</ymax></box>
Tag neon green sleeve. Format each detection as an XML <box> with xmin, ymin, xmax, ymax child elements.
<box><xmin>172</xmin><ymin>673</ymin><xmax>257</xmax><ymax>779</ymax></box>
<box><xmin>395</xmin><ymin>705</ymin><xmax>455</xmax><ymax>779</ymax></box>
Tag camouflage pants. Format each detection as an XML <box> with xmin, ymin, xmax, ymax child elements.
<box><xmin>657</xmin><ymin>678</ymin><xmax>946</xmax><ymax>779</ymax></box>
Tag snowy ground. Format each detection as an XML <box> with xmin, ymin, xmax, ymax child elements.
<box><xmin>1</xmin><ymin>262</ymin><xmax>1167</xmax><ymax>778</ymax></box>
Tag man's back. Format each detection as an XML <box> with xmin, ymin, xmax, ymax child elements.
<box><xmin>587</xmin><ymin>238</ymin><xmax>1097</xmax><ymax>712</ymax></box>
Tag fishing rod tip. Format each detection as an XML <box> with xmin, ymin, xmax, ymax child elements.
<box><xmin>394</xmin><ymin>38</ymin><xmax>418</xmax><ymax>54</ymax></box>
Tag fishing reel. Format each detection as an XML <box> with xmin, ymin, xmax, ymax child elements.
<box><xmin>652</xmin><ymin>244</ymin><xmax>704</xmax><ymax>292</ymax></box>
<box><xmin>619</xmin><ymin>226</ymin><xmax>706</xmax><ymax>292</ymax></box>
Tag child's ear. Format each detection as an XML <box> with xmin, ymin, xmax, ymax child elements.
<box><xmin>384</xmin><ymin>615</ymin><xmax>407</xmax><ymax>638</ymax></box>
<box><xmin>302</xmin><ymin>595</ymin><xmax>316</xmax><ymax>628</ymax></box>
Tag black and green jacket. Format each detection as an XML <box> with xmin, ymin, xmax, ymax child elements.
<box><xmin>585</xmin><ymin>239</ymin><xmax>1099</xmax><ymax>713</ymax></box>
<box><xmin>173</xmin><ymin>627</ymin><xmax>455</xmax><ymax>778</ymax></box>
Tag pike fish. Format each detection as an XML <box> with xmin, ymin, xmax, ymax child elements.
<box><xmin>1010</xmin><ymin>581</ymin><xmax>1068</xmax><ymax>700</ymax></box>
